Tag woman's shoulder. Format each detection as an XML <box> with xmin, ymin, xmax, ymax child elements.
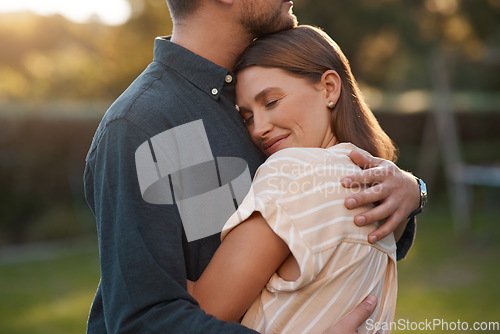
<box><xmin>266</xmin><ymin>146</ymin><xmax>325</xmax><ymax>162</ymax></box>
<box><xmin>265</xmin><ymin>142</ymin><xmax>364</xmax><ymax>166</ymax></box>
<box><xmin>256</xmin><ymin>147</ymin><xmax>321</xmax><ymax>177</ymax></box>
<box><xmin>321</xmin><ymin>142</ymin><xmax>365</xmax><ymax>169</ymax></box>
<box><xmin>254</xmin><ymin>143</ymin><xmax>365</xmax><ymax>181</ymax></box>
<box><xmin>326</xmin><ymin>142</ymin><xmax>361</xmax><ymax>156</ymax></box>
<box><xmin>263</xmin><ymin>143</ymin><xmax>358</xmax><ymax>163</ymax></box>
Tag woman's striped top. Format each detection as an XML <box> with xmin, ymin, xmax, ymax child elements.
<box><xmin>221</xmin><ymin>143</ymin><xmax>397</xmax><ymax>334</ymax></box>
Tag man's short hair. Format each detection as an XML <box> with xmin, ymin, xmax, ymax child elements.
<box><xmin>166</xmin><ymin>0</ymin><xmax>202</xmax><ymax>21</ymax></box>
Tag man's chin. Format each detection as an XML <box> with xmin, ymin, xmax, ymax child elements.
<box><xmin>274</xmin><ymin>14</ymin><xmax>298</xmax><ymax>33</ymax></box>
<box><xmin>289</xmin><ymin>14</ymin><xmax>298</xmax><ymax>29</ymax></box>
<box><xmin>246</xmin><ymin>12</ymin><xmax>298</xmax><ymax>38</ymax></box>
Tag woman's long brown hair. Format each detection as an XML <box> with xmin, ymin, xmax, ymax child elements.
<box><xmin>234</xmin><ymin>25</ymin><xmax>398</xmax><ymax>162</ymax></box>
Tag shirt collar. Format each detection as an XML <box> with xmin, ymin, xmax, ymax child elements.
<box><xmin>153</xmin><ymin>37</ymin><xmax>234</xmax><ymax>100</ymax></box>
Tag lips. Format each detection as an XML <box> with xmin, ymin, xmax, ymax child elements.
<box><xmin>262</xmin><ymin>134</ymin><xmax>289</xmax><ymax>155</ymax></box>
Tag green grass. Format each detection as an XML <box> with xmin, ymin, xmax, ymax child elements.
<box><xmin>395</xmin><ymin>193</ymin><xmax>500</xmax><ymax>333</ymax></box>
<box><xmin>0</xmin><ymin>194</ymin><xmax>499</xmax><ymax>333</ymax></box>
<box><xmin>0</xmin><ymin>241</ymin><xmax>100</xmax><ymax>334</ymax></box>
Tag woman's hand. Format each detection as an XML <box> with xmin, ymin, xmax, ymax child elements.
<box><xmin>342</xmin><ymin>149</ymin><xmax>420</xmax><ymax>243</ymax></box>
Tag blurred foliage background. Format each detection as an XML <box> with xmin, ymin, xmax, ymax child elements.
<box><xmin>1</xmin><ymin>0</ymin><xmax>500</xmax><ymax>101</ymax></box>
<box><xmin>0</xmin><ymin>0</ymin><xmax>499</xmax><ymax>333</ymax></box>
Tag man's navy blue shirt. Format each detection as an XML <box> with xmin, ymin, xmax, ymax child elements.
<box><xmin>85</xmin><ymin>37</ymin><xmax>265</xmax><ymax>333</ymax></box>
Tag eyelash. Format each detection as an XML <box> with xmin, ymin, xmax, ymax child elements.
<box><xmin>242</xmin><ymin>97</ymin><xmax>282</xmax><ymax>125</ymax></box>
<box><xmin>265</xmin><ymin>99</ymin><xmax>279</xmax><ymax>109</ymax></box>
<box><xmin>239</xmin><ymin>110</ymin><xmax>253</xmax><ymax>125</ymax></box>
<box><xmin>243</xmin><ymin>115</ymin><xmax>254</xmax><ymax>125</ymax></box>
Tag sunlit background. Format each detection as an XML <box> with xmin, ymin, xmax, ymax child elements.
<box><xmin>0</xmin><ymin>0</ymin><xmax>131</xmax><ymax>25</ymax></box>
<box><xmin>1</xmin><ymin>0</ymin><xmax>499</xmax><ymax>333</ymax></box>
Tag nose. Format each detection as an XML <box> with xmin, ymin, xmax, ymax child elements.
<box><xmin>251</xmin><ymin>112</ymin><xmax>273</xmax><ymax>141</ymax></box>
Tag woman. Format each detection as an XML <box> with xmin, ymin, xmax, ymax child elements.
<box><xmin>188</xmin><ymin>25</ymin><xmax>401</xmax><ymax>334</ymax></box>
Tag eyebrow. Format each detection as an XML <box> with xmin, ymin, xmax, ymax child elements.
<box><xmin>237</xmin><ymin>87</ymin><xmax>282</xmax><ymax>113</ymax></box>
<box><xmin>255</xmin><ymin>87</ymin><xmax>280</xmax><ymax>102</ymax></box>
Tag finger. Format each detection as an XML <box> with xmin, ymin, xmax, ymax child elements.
<box><xmin>342</xmin><ymin>167</ymin><xmax>388</xmax><ymax>188</ymax></box>
<box><xmin>345</xmin><ymin>184</ymin><xmax>391</xmax><ymax>210</ymax></box>
<box><xmin>368</xmin><ymin>211</ymin><xmax>407</xmax><ymax>243</ymax></box>
<box><xmin>354</xmin><ymin>205</ymin><xmax>398</xmax><ymax>230</ymax></box>
<box><xmin>349</xmin><ymin>149</ymin><xmax>383</xmax><ymax>170</ymax></box>
<box><xmin>352</xmin><ymin>198</ymin><xmax>398</xmax><ymax>227</ymax></box>
<box><xmin>335</xmin><ymin>295</ymin><xmax>378</xmax><ymax>332</ymax></box>
<box><xmin>367</xmin><ymin>218</ymin><xmax>398</xmax><ymax>244</ymax></box>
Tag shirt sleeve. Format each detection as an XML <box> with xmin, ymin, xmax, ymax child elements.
<box><xmin>85</xmin><ymin>118</ymin><xmax>256</xmax><ymax>333</ymax></box>
<box><xmin>396</xmin><ymin>216</ymin><xmax>416</xmax><ymax>260</ymax></box>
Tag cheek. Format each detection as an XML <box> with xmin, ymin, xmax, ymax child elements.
<box><xmin>248</xmin><ymin>126</ymin><xmax>260</xmax><ymax>145</ymax></box>
<box><xmin>308</xmin><ymin>95</ymin><xmax>331</xmax><ymax>123</ymax></box>
<box><xmin>302</xmin><ymin>103</ymin><xmax>332</xmax><ymax>141</ymax></box>
<box><xmin>313</xmin><ymin>110</ymin><xmax>332</xmax><ymax>135</ymax></box>
<box><xmin>296</xmin><ymin>96</ymin><xmax>327</xmax><ymax>127</ymax></box>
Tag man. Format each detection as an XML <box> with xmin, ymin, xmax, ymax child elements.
<box><xmin>84</xmin><ymin>0</ymin><xmax>422</xmax><ymax>332</ymax></box>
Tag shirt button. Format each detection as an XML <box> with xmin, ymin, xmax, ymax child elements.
<box><xmin>211</xmin><ymin>88</ymin><xmax>218</xmax><ymax>95</ymax></box>
<box><xmin>225</xmin><ymin>75</ymin><xmax>233</xmax><ymax>83</ymax></box>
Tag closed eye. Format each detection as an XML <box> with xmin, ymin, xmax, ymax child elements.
<box><xmin>240</xmin><ymin>110</ymin><xmax>254</xmax><ymax>126</ymax></box>
<box><xmin>265</xmin><ymin>100</ymin><xmax>279</xmax><ymax>109</ymax></box>
<box><xmin>243</xmin><ymin>115</ymin><xmax>254</xmax><ymax>126</ymax></box>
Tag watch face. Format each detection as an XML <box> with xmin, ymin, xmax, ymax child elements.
<box><xmin>408</xmin><ymin>178</ymin><xmax>427</xmax><ymax>219</ymax></box>
<box><xmin>418</xmin><ymin>178</ymin><xmax>427</xmax><ymax>208</ymax></box>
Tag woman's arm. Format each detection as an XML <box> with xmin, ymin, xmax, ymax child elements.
<box><xmin>188</xmin><ymin>212</ymin><xmax>290</xmax><ymax>322</ymax></box>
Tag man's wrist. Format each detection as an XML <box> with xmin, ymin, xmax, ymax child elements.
<box><xmin>407</xmin><ymin>177</ymin><xmax>427</xmax><ymax>219</ymax></box>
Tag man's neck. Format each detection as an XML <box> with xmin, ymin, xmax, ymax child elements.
<box><xmin>170</xmin><ymin>19</ymin><xmax>253</xmax><ymax>71</ymax></box>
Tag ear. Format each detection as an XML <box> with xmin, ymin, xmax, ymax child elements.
<box><xmin>321</xmin><ymin>70</ymin><xmax>341</xmax><ymax>105</ymax></box>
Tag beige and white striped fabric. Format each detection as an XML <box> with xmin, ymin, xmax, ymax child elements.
<box><xmin>221</xmin><ymin>143</ymin><xmax>397</xmax><ymax>334</ymax></box>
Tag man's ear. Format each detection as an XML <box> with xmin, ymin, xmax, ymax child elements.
<box><xmin>321</xmin><ymin>70</ymin><xmax>341</xmax><ymax>105</ymax></box>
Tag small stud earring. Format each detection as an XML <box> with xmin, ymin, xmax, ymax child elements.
<box><xmin>328</xmin><ymin>101</ymin><xmax>336</xmax><ymax>110</ymax></box>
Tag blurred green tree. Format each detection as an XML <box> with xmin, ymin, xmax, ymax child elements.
<box><xmin>0</xmin><ymin>0</ymin><xmax>172</xmax><ymax>102</ymax></box>
<box><xmin>0</xmin><ymin>0</ymin><xmax>499</xmax><ymax>102</ymax></box>
<box><xmin>293</xmin><ymin>0</ymin><xmax>500</xmax><ymax>91</ymax></box>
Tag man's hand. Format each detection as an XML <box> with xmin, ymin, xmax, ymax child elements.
<box><xmin>342</xmin><ymin>149</ymin><xmax>420</xmax><ymax>243</ymax></box>
<box><xmin>324</xmin><ymin>295</ymin><xmax>378</xmax><ymax>334</ymax></box>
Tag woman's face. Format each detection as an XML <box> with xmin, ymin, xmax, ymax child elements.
<box><xmin>236</xmin><ymin>66</ymin><xmax>336</xmax><ymax>156</ymax></box>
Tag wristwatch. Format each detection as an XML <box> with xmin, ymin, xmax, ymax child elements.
<box><xmin>408</xmin><ymin>177</ymin><xmax>427</xmax><ymax>219</ymax></box>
